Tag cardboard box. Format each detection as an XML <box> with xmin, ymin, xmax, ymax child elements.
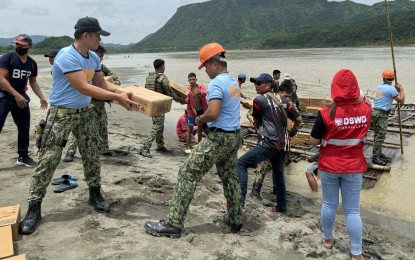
<box><xmin>309</xmin><ymin>98</ymin><xmax>324</xmax><ymax>108</ymax></box>
<box><xmin>4</xmin><ymin>255</ymin><xmax>26</xmax><ymax>260</ymax></box>
<box><xmin>104</xmin><ymin>76</ymin><xmax>114</xmax><ymax>83</ymax></box>
<box><xmin>114</xmin><ymin>86</ymin><xmax>173</xmax><ymax>117</ymax></box>
<box><xmin>169</xmin><ymin>81</ymin><xmax>189</xmax><ymax>100</ymax></box>
<box><xmin>305</xmin><ymin>106</ymin><xmax>321</xmax><ymax>113</ymax></box>
<box><xmin>0</xmin><ymin>205</ymin><xmax>20</xmax><ymax>241</ymax></box>
<box><xmin>0</xmin><ymin>226</ymin><xmax>13</xmax><ymax>259</ymax></box>
<box><xmin>241</xmin><ymin>99</ymin><xmax>253</xmax><ymax>108</ymax></box>
<box><xmin>323</xmin><ymin>98</ymin><xmax>333</xmax><ymax>107</ymax></box>
<box><xmin>298</xmin><ymin>97</ymin><xmax>310</xmax><ymax>107</ymax></box>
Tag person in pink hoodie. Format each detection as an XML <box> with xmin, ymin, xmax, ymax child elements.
<box><xmin>185</xmin><ymin>73</ymin><xmax>208</xmax><ymax>152</ymax></box>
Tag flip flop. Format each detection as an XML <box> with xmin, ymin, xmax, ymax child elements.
<box><xmin>53</xmin><ymin>179</ymin><xmax>78</xmax><ymax>193</ymax></box>
<box><xmin>51</xmin><ymin>174</ymin><xmax>78</xmax><ymax>185</ymax></box>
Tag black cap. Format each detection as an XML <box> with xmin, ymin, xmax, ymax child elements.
<box><xmin>250</xmin><ymin>73</ymin><xmax>274</xmax><ymax>84</ymax></box>
<box><xmin>74</xmin><ymin>16</ymin><xmax>110</xmax><ymax>36</ymax></box>
<box><xmin>12</xmin><ymin>34</ymin><xmax>32</xmax><ymax>46</ymax></box>
<box><xmin>44</xmin><ymin>49</ymin><xmax>59</xmax><ymax>57</ymax></box>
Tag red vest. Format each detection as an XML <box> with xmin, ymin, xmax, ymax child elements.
<box><xmin>319</xmin><ymin>102</ymin><xmax>371</xmax><ymax>173</ymax></box>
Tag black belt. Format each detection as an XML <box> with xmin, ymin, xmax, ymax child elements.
<box><xmin>374</xmin><ymin>108</ymin><xmax>390</xmax><ymax>114</ymax></box>
<box><xmin>208</xmin><ymin>127</ymin><xmax>240</xmax><ymax>133</ymax></box>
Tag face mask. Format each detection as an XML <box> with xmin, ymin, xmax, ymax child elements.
<box><xmin>16</xmin><ymin>47</ymin><xmax>29</xmax><ymax>56</ymax></box>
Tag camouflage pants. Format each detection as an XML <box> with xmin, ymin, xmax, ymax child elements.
<box><xmin>371</xmin><ymin>109</ymin><xmax>388</xmax><ymax>158</ymax></box>
<box><xmin>255</xmin><ymin>160</ymin><xmax>272</xmax><ymax>184</ymax></box>
<box><xmin>167</xmin><ymin>131</ymin><xmax>243</xmax><ymax>229</ymax></box>
<box><xmin>64</xmin><ymin>99</ymin><xmax>108</xmax><ymax>157</ymax></box>
<box><xmin>28</xmin><ymin>107</ymin><xmax>101</xmax><ymax>201</ymax></box>
<box><xmin>143</xmin><ymin>114</ymin><xmax>165</xmax><ymax>149</ymax></box>
<box><xmin>65</xmin><ymin>132</ymin><xmax>77</xmax><ymax>157</ymax></box>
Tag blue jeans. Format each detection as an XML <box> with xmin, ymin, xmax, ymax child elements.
<box><xmin>0</xmin><ymin>93</ymin><xmax>31</xmax><ymax>157</ymax></box>
<box><xmin>236</xmin><ymin>143</ymin><xmax>286</xmax><ymax>211</ymax></box>
<box><xmin>320</xmin><ymin>170</ymin><xmax>363</xmax><ymax>255</ymax></box>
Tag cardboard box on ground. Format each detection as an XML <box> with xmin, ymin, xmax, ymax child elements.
<box><xmin>0</xmin><ymin>226</ymin><xmax>13</xmax><ymax>259</ymax></box>
<box><xmin>0</xmin><ymin>205</ymin><xmax>20</xmax><ymax>242</ymax></box>
<box><xmin>114</xmin><ymin>86</ymin><xmax>173</xmax><ymax>117</ymax></box>
<box><xmin>3</xmin><ymin>255</ymin><xmax>26</xmax><ymax>260</ymax></box>
<box><xmin>0</xmin><ymin>205</ymin><xmax>23</xmax><ymax>259</ymax></box>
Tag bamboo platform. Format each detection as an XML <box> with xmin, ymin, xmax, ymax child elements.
<box><xmin>241</xmin><ymin>123</ymin><xmax>405</xmax><ymax>189</ymax></box>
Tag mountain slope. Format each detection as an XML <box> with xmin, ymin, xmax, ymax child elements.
<box><xmin>129</xmin><ymin>0</ymin><xmax>415</xmax><ymax>52</ymax></box>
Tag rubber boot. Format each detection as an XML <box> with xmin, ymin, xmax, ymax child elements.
<box><xmin>19</xmin><ymin>200</ymin><xmax>42</xmax><ymax>234</ymax></box>
<box><xmin>89</xmin><ymin>186</ymin><xmax>110</xmax><ymax>212</ymax></box>
<box><xmin>249</xmin><ymin>181</ymin><xmax>263</xmax><ymax>203</ymax></box>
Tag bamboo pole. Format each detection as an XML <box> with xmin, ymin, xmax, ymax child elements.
<box><xmin>384</xmin><ymin>0</ymin><xmax>404</xmax><ymax>154</ymax></box>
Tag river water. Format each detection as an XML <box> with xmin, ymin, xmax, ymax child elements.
<box><xmin>37</xmin><ymin>47</ymin><xmax>415</xmax><ymax>224</ymax></box>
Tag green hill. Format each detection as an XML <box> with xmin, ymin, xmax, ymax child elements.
<box><xmin>129</xmin><ymin>0</ymin><xmax>415</xmax><ymax>52</ymax></box>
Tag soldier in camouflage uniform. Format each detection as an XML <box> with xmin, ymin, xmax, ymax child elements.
<box><xmin>139</xmin><ymin>59</ymin><xmax>183</xmax><ymax>158</ymax></box>
<box><xmin>63</xmin><ymin>45</ymin><xmax>121</xmax><ymax>162</ymax></box>
<box><xmin>371</xmin><ymin>70</ymin><xmax>405</xmax><ymax>166</ymax></box>
<box><xmin>244</xmin><ymin>83</ymin><xmax>301</xmax><ymax>203</ymax></box>
<box><xmin>19</xmin><ymin>17</ymin><xmax>136</xmax><ymax>235</ymax></box>
<box><xmin>144</xmin><ymin>43</ymin><xmax>243</xmax><ymax>238</ymax></box>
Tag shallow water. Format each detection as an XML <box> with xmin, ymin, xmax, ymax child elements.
<box><xmin>34</xmin><ymin>47</ymin><xmax>415</xmax><ymax>225</ymax></box>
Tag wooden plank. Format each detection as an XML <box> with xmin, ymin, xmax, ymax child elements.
<box><xmin>386</xmin><ymin>127</ymin><xmax>415</xmax><ymax>135</ymax></box>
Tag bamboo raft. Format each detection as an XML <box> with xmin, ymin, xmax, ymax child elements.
<box><xmin>241</xmin><ymin>99</ymin><xmax>414</xmax><ymax>189</ymax></box>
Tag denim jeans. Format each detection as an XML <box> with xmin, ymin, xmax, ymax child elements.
<box><xmin>236</xmin><ymin>143</ymin><xmax>286</xmax><ymax>211</ymax></box>
<box><xmin>320</xmin><ymin>170</ymin><xmax>363</xmax><ymax>255</ymax></box>
<box><xmin>0</xmin><ymin>94</ymin><xmax>31</xmax><ymax>157</ymax></box>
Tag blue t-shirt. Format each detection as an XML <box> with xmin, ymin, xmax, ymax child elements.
<box><xmin>49</xmin><ymin>45</ymin><xmax>101</xmax><ymax>108</ymax></box>
<box><xmin>373</xmin><ymin>83</ymin><xmax>398</xmax><ymax>111</ymax></box>
<box><xmin>207</xmin><ymin>73</ymin><xmax>240</xmax><ymax>131</ymax></box>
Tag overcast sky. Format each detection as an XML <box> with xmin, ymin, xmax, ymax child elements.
<box><xmin>1</xmin><ymin>0</ymin><xmax>384</xmax><ymax>44</ymax></box>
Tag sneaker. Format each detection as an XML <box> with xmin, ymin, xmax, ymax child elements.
<box><xmin>139</xmin><ymin>147</ymin><xmax>152</xmax><ymax>158</ymax></box>
<box><xmin>16</xmin><ymin>156</ymin><xmax>36</xmax><ymax>167</ymax></box>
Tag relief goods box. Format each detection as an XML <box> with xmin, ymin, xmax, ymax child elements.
<box><xmin>169</xmin><ymin>81</ymin><xmax>189</xmax><ymax>100</ymax></box>
<box><xmin>115</xmin><ymin>86</ymin><xmax>173</xmax><ymax>117</ymax></box>
<box><xmin>104</xmin><ymin>76</ymin><xmax>114</xmax><ymax>83</ymax></box>
<box><xmin>3</xmin><ymin>255</ymin><xmax>26</xmax><ymax>260</ymax></box>
<box><xmin>0</xmin><ymin>205</ymin><xmax>20</xmax><ymax>241</ymax></box>
<box><xmin>0</xmin><ymin>225</ymin><xmax>13</xmax><ymax>259</ymax></box>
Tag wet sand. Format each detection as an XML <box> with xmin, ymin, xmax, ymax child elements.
<box><xmin>0</xmin><ymin>71</ymin><xmax>414</xmax><ymax>259</ymax></box>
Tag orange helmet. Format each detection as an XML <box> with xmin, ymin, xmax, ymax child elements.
<box><xmin>198</xmin><ymin>42</ymin><xmax>226</xmax><ymax>70</ymax></box>
<box><xmin>382</xmin><ymin>69</ymin><xmax>395</xmax><ymax>79</ymax></box>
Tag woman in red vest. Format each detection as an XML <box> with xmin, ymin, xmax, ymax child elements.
<box><xmin>310</xmin><ymin>69</ymin><xmax>371</xmax><ymax>260</ymax></box>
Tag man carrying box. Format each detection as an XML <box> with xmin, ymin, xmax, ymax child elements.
<box><xmin>140</xmin><ymin>59</ymin><xmax>184</xmax><ymax>158</ymax></box>
<box><xmin>19</xmin><ymin>16</ymin><xmax>136</xmax><ymax>235</ymax></box>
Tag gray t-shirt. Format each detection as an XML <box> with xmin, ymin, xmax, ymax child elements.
<box><xmin>252</xmin><ymin>93</ymin><xmax>300</xmax><ymax>151</ymax></box>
